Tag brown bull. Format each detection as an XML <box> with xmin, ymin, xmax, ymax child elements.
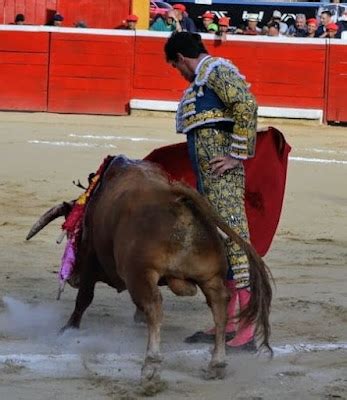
<box><xmin>28</xmin><ymin>157</ymin><xmax>272</xmax><ymax>387</ymax></box>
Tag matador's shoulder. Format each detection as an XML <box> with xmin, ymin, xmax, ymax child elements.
<box><xmin>195</xmin><ymin>57</ymin><xmax>246</xmax><ymax>87</ymax></box>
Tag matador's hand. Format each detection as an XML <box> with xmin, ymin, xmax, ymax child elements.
<box><xmin>209</xmin><ymin>155</ymin><xmax>241</xmax><ymax>176</ymax></box>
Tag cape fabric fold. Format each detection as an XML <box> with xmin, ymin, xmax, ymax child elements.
<box><xmin>144</xmin><ymin>126</ymin><xmax>291</xmax><ymax>256</ymax></box>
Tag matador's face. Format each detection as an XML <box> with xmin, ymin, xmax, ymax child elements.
<box><xmin>170</xmin><ymin>54</ymin><xmax>195</xmax><ymax>83</ymax></box>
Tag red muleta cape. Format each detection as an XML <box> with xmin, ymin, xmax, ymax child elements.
<box><xmin>144</xmin><ymin>126</ymin><xmax>291</xmax><ymax>257</ymax></box>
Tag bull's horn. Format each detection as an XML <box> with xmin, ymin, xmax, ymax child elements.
<box><xmin>26</xmin><ymin>201</ymin><xmax>74</xmax><ymax>241</ymax></box>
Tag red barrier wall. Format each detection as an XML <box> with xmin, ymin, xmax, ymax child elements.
<box><xmin>48</xmin><ymin>31</ymin><xmax>135</xmax><ymax>115</ymax></box>
<box><xmin>0</xmin><ymin>0</ymin><xmax>130</xmax><ymax>28</ymax></box>
<box><xmin>56</xmin><ymin>0</ymin><xmax>130</xmax><ymax>29</ymax></box>
<box><xmin>133</xmin><ymin>35</ymin><xmax>187</xmax><ymax>101</ymax></box>
<box><xmin>0</xmin><ymin>28</ymin><xmax>346</xmax><ymax>122</ymax></box>
<box><xmin>0</xmin><ymin>30</ymin><xmax>49</xmax><ymax>111</ymax></box>
<box><xmin>326</xmin><ymin>42</ymin><xmax>347</xmax><ymax>123</ymax></box>
<box><xmin>133</xmin><ymin>34</ymin><xmax>327</xmax><ymax>110</ymax></box>
<box><xmin>0</xmin><ymin>0</ymin><xmax>57</xmax><ymax>25</ymax></box>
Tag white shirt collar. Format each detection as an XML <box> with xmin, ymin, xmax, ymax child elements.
<box><xmin>195</xmin><ymin>55</ymin><xmax>211</xmax><ymax>75</ymax></box>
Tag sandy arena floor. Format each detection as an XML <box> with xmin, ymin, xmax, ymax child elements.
<box><xmin>0</xmin><ymin>111</ymin><xmax>346</xmax><ymax>400</ymax></box>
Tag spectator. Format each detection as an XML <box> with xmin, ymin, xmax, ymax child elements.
<box><xmin>235</xmin><ymin>14</ymin><xmax>261</xmax><ymax>35</ymax></box>
<box><xmin>125</xmin><ymin>14</ymin><xmax>138</xmax><ymax>30</ymax></box>
<box><xmin>200</xmin><ymin>11</ymin><xmax>215</xmax><ymax>33</ymax></box>
<box><xmin>326</xmin><ymin>22</ymin><xmax>339</xmax><ymax>38</ymax></box>
<box><xmin>316</xmin><ymin>10</ymin><xmax>333</xmax><ymax>37</ymax></box>
<box><xmin>14</xmin><ymin>13</ymin><xmax>25</xmax><ymax>25</ymax></box>
<box><xmin>172</xmin><ymin>4</ymin><xmax>196</xmax><ymax>32</ymax></box>
<box><xmin>74</xmin><ymin>20</ymin><xmax>88</xmax><ymax>28</ymax></box>
<box><xmin>287</xmin><ymin>14</ymin><xmax>307</xmax><ymax>37</ymax></box>
<box><xmin>267</xmin><ymin>22</ymin><xmax>280</xmax><ymax>37</ymax></box>
<box><xmin>266</xmin><ymin>10</ymin><xmax>288</xmax><ymax>35</ymax></box>
<box><xmin>150</xmin><ymin>10</ymin><xmax>180</xmax><ymax>32</ymax></box>
<box><xmin>52</xmin><ymin>13</ymin><xmax>64</xmax><ymax>27</ymax></box>
<box><xmin>306</xmin><ymin>18</ymin><xmax>318</xmax><ymax>37</ymax></box>
<box><xmin>217</xmin><ymin>17</ymin><xmax>231</xmax><ymax>42</ymax></box>
<box><xmin>337</xmin><ymin>10</ymin><xmax>347</xmax><ymax>34</ymax></box>
<box><xmin>207</xmin><ymin>23</ymin><xmax>218</xmax><ymax>33</ymax></box>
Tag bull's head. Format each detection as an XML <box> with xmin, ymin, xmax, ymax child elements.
<box><xmin>26</xmin><ymin>201</ymin><xmax>74</xmax><ymax>240</ymax></box>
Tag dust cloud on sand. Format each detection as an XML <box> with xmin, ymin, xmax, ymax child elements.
<box><xmin>0</xmin><ymin>112</ymin><xmax>346</xmax><ymax>399</ymax></box>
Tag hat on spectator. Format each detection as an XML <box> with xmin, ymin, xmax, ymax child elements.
<box><xmin>201</xmin><ymin>11</ymin><xmax>215</xmax><ymax>20</ymax></box>
<box><xmin>218</xmin><ymin>17</ymin><xmax>230</xmax><ymax>27</ymax></box>
<box><xmin>326</xmin><ymin>22</ymin><xmax>338</xmax><ymax>31</ymax></box>
<box><xmin>53</xmin><ymin>13</ymin><xmax>64</xmax><ymax>21</ymax></box>
<box><xmin>307</xmin><ymin>18</ymin><xmax>318</xmax><ymax>26</ymax></box>
<box><xmin>173</xmin><ymin>4</ymin><xmax>186</xmax><ymax>12</ymax></box>
<box><xmin>126</xmin><ymin>14</ymin><xmax>138</xmax><ymax>22</ymax></box>
<box><xmin>207</xmin><ymin>23</ymin><xmax>218</xmax><ymax>32</ymax></box>
<box><xmin>246</xmin><ymin>13</ymin><xmax>258</xmax><ymax>22</ymax></box>
<box><xmin>272</xmin><ymin>10</ymin><xmax>282</xmax><ymax>19</ymax></box>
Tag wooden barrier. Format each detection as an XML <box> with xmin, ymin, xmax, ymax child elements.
<box><xmin>48</xmin><ymin>30</ymin><xmax>135</xmax><ymax>115</ymax></box>
<box><xmin>0</xmin><ymin>0</ymin><xmax>131</xmax><ymax>28</ymax></box>
<box><xmin>0</xmin><ymin>27</ymin><xmax>346</xmax><ymax>122</ymax></box>
<box><xmin>325</xmin><ymin>41</ymin><xmax>347</xmax><ymax>123</ymax></box>
<box><xmin>0</xmin><ymin>30</ymin><xmax>49</xmax><ymax>111</ymax></box>
<box><xmin>133</xmin><ymin>32</ymin><xmax>327</xmax><ymax>112</ymax></box>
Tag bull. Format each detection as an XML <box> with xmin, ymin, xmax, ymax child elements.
<box><xmin>27</xmin><ymin>156</ymin><xmax>272</xmax><ymax>389</ymax></box>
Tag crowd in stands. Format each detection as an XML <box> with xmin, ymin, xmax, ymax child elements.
<box><xmin>9</xmin><ymin>4</ymin><xmax>347</xmax><ymax>39</ymax></box>
<box><xmin>148</xmin><ymin>4</ymin><xmax>347</xmax><ymax>39</ymax></box>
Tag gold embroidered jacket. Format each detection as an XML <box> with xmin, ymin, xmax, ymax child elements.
<box><xmin>176</xmin><ymin>56</ymin><xmax>257</xmax><ymax>159</ymax></box>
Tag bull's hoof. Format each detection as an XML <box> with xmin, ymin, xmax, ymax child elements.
<box><xmin>133</xmin><ymin>308</ymin><xmax>147</xmax><ymax>324</ymax></box>
<box><xmin>141</xmin><ymin>357</ymin><xmax>166</xmax><ymax>395</ymax></box>
<box><xmin>140</xmin><ymin>379</ymin><xmax>168</xmax><ymax>396</ymax></box>
<box><xmin>203</xmin><ymin>362</ymin><xmax>227</xmax><ymax>380</ymax></box>
<box><xmin>141</xmin><ymin>356</ymin><xmax>162</xmax><ymax>381</ymax></box>
<box><xmin>59</xmin><ymin>324</ymin><xmax>79</xmax><ymax>335</ymax></box>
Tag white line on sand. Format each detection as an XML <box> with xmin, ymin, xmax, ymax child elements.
<box><xmin>27</xmin><ymin>141</ymin><xmax>347</xmax><ymax>165</ymax></box>
<box><xmin>69</xmin><ymin>134</ymin><xmax>167</xmax><ymax>142</ymax></box>
<box><xmin>28</xmin><ymin>140</ymin><xmax>117</xmax><ymax>148</ymax></box>
<box><xmin>300</xmin><ymin>148</ymin><xmax>347</xmax><ymax>155</ymax></box>
<box><xmin>0</xmin><ymin>342</ymin><xmax>346</xmax><ymax>365</ymax></box>
<box><xmin>289</xmin><ymin>156</ymin><xmax>347</xmax><ymax>165</ymax></box>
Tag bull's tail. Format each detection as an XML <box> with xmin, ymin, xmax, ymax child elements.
<box><xmin>171</xmin><ymin>183</ymin><xmax>273</xmax><ymax>354</ymax></box>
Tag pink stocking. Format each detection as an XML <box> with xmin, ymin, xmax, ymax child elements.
<box><xmin>226</xmin><ymin>288</ymin><xmax>255</xmax><ymax>347</ymax></box>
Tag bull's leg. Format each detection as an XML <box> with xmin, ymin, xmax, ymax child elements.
<box><xmin>198</xmin><ymin>276</ymin><xmax>229</xmax><ymax>380</ymax></box>
<box><xmin>133</xmin><ymin>307</ymin><xmax>147</xmax><ymax>324</ymax></box>
<box><xmin>61</xmin><ymin>265</ymin><xmax>97</xmax><ymax>332</ymax></box>
<box><xmin>127</xmin><ymin>270</ymin><xmax>163</xmax><ymax>386</ymax></box>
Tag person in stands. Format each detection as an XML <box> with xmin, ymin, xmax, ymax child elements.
<box><xmin>14</xmin><ymin>14</ymin><xmax>25</xmax><ymax>25</ymax></box>
<box><xmin>306</xmin><ymin>18</ymin><xmax>318</xmax><ymax>38</ymax></box>
<box><xmin>150</xmin><ymin>10</ymin><xmax>181</xmax><ymax>32</ymax></box>
<box><xmin>199</xmin><ymin>11</ymin><xmax>215</xmax><ymax>33</ymax></box>
<box><xmin>235</xmin><ymin>14</ymin><xmax>261</xmax><ymax>35</ymax></box>
<box><xmin>325</xmin><ymin>22</ymin><xmax>339</xmax><ymax>38</ymax></box>
<box><xmin>316</xmin><ymin>10</ymin><xmax>334</xmax><ymax>37</ymax></box>
<box><xmin>172</xmin><ymin>3</ymin><xmax>196</xmax><ymax>32</ymax></box>
<box><xmin>287</xmin><ymin>14</ymin><xmax>307</xmax><ymax>37</ymax></box>
<box><xmin>52</xmin><ymin>13</ymin><xmax>64</xmax><ymax>27</ymax></box>
<box><xmin>124</xmin><ymin>14</ymin><xmax>138</xmax><ymax>30</ymax></box>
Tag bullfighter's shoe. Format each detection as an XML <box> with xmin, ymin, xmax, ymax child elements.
<box><xmin>225</xmin><ymin>288</ymin><xmax>256</xmax><ymax>353</ymax></box>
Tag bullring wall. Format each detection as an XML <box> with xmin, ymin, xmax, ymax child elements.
<box><xmin>0</xmin><ymin>25</ymin><xmax>346</xmax><ymax>123</ymax></box>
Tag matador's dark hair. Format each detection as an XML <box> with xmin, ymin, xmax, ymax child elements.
<box><xmin>164</xmin><ymin>32</ymin><xmax>208</xmax><ymax>63</ymax></box>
